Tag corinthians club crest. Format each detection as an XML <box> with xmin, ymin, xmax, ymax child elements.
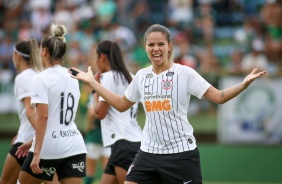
<box><xmin>161</xmin><ymin>78</ymin><xmax>172</xmax><ymax>90</ymax></box>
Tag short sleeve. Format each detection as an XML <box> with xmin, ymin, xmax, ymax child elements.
<box><xmin>125</xmin><ymin>72</ymin><xmax>141</xmax><ymax>103</ymax></box>
<box><xmin>31</xmin><ymin>76</ymin><xmax>48</xmax><ymax>107</ymax></box>
<box><xmin>98</xmin><ymin>73</ymin><xmax>116</xmax><ymax>102</ymax></box>
<box><xmin>15</xmin><ymin>76</ymin><xmax>31</xmax><ymax>101</ymax></box>
<box><xmin>187</xmin><ymin>68</ymin><xmax>211</xmax><ymax>99</ymax></box>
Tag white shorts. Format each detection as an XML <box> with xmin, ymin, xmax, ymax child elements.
<box><xmin>86</xmin><ymin>143</ymin><xmax>111</xmax><ymax>159</ymax></box>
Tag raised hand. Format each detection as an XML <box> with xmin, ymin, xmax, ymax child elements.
<box><xmin>243</xmin><ymin>68</ymin><xmax>266</xmax><ymax>88</ymax></box>
<box><xmin>69</xmin><ymin>66</ymin><xmax>95</xmax><ymax>84</ymax></box>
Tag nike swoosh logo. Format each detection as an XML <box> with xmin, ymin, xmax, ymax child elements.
<box><xmin>145</xmin><ymin>84</ymin><xmax>152</xmax><ymax>88</ymax></box>
<box><xmin>183</xmin><ymin>180</ymin><xmax>192</xmax><ymax>184</ymax></box>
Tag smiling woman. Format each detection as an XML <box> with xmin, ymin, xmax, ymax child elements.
<box><xmin>144</xmin><ymin>26</ymin><xmax>174</xmax><ymax>74</ymax></box>
<box><xmin>69</xmin><ymin>24</ymin><xmax>266</xmax><ymax>184</ymax></box>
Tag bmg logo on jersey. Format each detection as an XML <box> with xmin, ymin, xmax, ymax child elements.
<box><xmin>145</xmin><ymin>98</ymin><xmax>172</xmax><ymax>112</ymax></box>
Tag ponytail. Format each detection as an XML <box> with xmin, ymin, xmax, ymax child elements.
<box><xmin>29</xmin><ymin>39</ymin><xmax>43</xmax><ymax>72</ymax></box>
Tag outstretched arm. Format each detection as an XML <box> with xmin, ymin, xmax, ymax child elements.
<box><xmin>204</xmin><ymin>68</ymin><xmax>266</xmax><ymax>104</ymax></box>
<box><xmin>69</xmin><ymin>66</ymin><xmax>135</xmax><ymax>112</ymax></box>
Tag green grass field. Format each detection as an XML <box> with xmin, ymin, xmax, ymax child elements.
<box><xmin>1</xmin><ymin>110</ymin><xmax>282</xmax><ymax>183</ymax></box>
<box><xmin>1</xmin><ymin>139</ymin><xmax>281</xmax><ymax>184</ymax></box>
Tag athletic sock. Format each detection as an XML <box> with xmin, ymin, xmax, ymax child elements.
<box><xmin>83</xmin><ymin>176</ymin><xmax>94</xmax><ymax>184</ymax></box>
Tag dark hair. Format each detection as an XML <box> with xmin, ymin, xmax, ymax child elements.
<box><xmin>14</xmin><ymin>39</ymin><xmax>43</xmax><ymax>72</ymax></box>
<box><xmin>144</xmin><ymin>24</ymin><xmax>174</xmax><ymax>62</ymax></box>
<box><xmin>96</xmin><ymin>40</ymin><xmax>132</xmax><ymax>84</ymax></box>
<box><xmin>41</xmin><ymin>24</ymin><xmax>67</xmax><ymax>65</ymax></box>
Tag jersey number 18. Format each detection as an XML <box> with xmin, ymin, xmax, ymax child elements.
<box><xmin>60</xmin><ymin>92</ymin><xmax>75</xmax><ymax>125</ymax></box>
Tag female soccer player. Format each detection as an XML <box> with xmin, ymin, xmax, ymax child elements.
<box><xmin>18</xmin><ymin>24</ymin><xmax>87</xmax><ymax>184</ymax></box>
<box><xmin>0</xmin><ymin>39</ymin><xmax>59</xmax><ymax>184</ymax></box>
<box><xmin>89</xmin><ymin>40</ymin><xmax>142</xmax><ymax>184</ymax></box>
<box><xmin>70</xmin><ymin>24</ymin><xmax>266</xmax><ymax>184</ymax></box>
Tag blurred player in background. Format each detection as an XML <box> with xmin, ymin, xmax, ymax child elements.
<box><xmin>89</xmin><ymin>40</ymin><xmax>142</xmax><ymax>184</ymax></box>
<box><xmin>0</xmin><ymin>39</ymin><xmax>59</xmax><ymax>184</ymax></box>
<box><xmin>18</xmin><ymin>24</ymin><xmax>87</xmax><ymax>184</ymax></box>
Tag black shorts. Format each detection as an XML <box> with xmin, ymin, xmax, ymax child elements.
<box><xmin>126</xmin><ymin>148</ymin><xmax>202</xmax><ymax>184</ymax></box>
<box><xmin>9</xmin><ymin>142</ymin><xmax>26</xmax><ymax>166</ymax></box>
<box><xmin>105</xmin><ymin>139</ymin><xmax>140</xmax><ymax>175</ymax></box>
<box><xmin>21</xmin><ymin>152</ymin><xmax>86</xmax><ymax>181</ymax></box>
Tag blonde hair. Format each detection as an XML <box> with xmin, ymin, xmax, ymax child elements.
<box><xmin>29</xmin><ymin>39</ymin><xmax>44</xmax><ymax>72</ymax></box>
<box><xmin>51</xmin><ymin>23</ymin><xmax>67</xmax><ymax>43</ymax></box>
<box><xmin>14</xmin><ymin>39</ymin><xmax>43</xmax><ymax>72</ymax></box>
<box><xmin>41</xmin><ymin>24</ymin><xmax>67</xmax><ymax>63</ymax></box>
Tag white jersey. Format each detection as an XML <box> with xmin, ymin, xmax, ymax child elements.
<box><xmin>14</xmin><ymin>68</ymin><xmax>37</xmax><ymax>144</ymax></box>
<box><xmin>30</xmin><ymin>65</ymin><xmax>87</xmax><ymax>159</ymax></box>
<box><xmin>125</xmin><ymin>63</ymin><xmax>211</xmax><ymax>154</ymax></box>
<box><xmin>99</xmin><ymin>71</ymin><xmax>143</xmax><ymax>147</ymax></box>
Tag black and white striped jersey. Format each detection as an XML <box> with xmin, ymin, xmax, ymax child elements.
<box><xmin>125</xmin><ymin>63</ymin><xmax>211</xmax><ymax>154</ymax></box>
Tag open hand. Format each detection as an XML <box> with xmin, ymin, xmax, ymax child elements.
<box><xmin>69</xmin><ymin>66</ymin><xmax>95</xmax><ymax>84</ymax></box>
<box><xmin>243</xmin><ymin>68</ymin><xmax>266</xmax><ymax>88</ymax></box>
